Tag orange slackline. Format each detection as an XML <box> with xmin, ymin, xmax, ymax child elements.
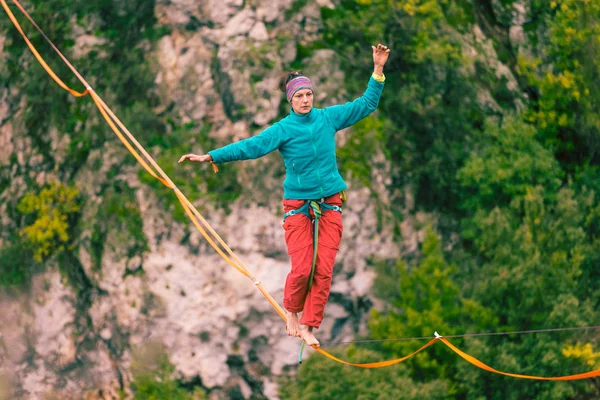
<box><xmin>439</xmin><ymin>337</ymin><xmax>600</xmax><ymax>380</ymax></box>
<box><xmin>314</xmin><ymin>339</ymin><xmax>437</xmax><ymax>368</ymax></box>
<box><xmin>3</xmin><ymin>0</ymin><xmax>600</xmax><ymax>377</ymax></box>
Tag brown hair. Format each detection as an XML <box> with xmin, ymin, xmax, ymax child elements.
<box><xmin>277</xmin><ymin>71</ymin><xmax>306</xmax><ymax>93</ymax></box>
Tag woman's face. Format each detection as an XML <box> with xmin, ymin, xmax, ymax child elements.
<box><xmin>291</xmin><ymin>88</ymin><xmax>314</xmax><ymax>114</ymax></box>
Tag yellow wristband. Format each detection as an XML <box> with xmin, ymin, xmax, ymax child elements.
<box><xmin>372</xmin><ymin>72</ymin><xmax>385</xmax><ymax>83</ymax></box>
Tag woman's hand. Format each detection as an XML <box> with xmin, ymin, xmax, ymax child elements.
<box><xmin>372</xmin><ymin>43</ymin><xmax>390</xmax><ymax>75</ymax></box>
<box><xmin>178</xmin><ymin>153</ymin><xmax>213</xmax><ymax>164</ymax></box>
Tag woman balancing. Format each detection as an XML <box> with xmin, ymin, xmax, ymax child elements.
<box><xmin>179</xmin><ymin>44</ymin><xmax>390</xmax><ymax>347</ymax></box>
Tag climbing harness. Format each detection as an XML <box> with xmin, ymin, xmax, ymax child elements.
<box><xmin>3</xmin><ymin>0</ymin><xmax>600</xmax><ymax>379</ymax></box>
<box><xmin>283</xmin><ymin>198</ymin><xmax>343</xmax><ymax>224</ymax></box>
<box><xmin>283</xmin><ymin>199</ymin><xmax>342</xmax><ymax>362</ymax></box>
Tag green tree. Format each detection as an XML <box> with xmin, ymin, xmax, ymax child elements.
<box><xmin>457</xmin><ymin>116</ymin><xmax>562</xmax><ymax>212</ymax></box>
<box><xmin>17</xmin><ymin>181</ymin><xmax>81</xmax><ymax>262</ymax></box>
<box><xmin>457</xmin><ymin>115</ymin><xmax>600</xmax><ymax>399</ymax></box>
<box><xmin>518</xmin><ymin>0</ymin><xmax>600</xmax><ymax>168</ymax></box>
<box><xmin>453</xmin><ymin>186</ymin><xmax>600</xmax><ymax>399</ymax></box>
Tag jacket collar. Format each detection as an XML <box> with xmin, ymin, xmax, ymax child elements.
<box><xmin>289</xmin><ymin>108</ymin><xmax>314</xmax><ymax>122</ymax></box>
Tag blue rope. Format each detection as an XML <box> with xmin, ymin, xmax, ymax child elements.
<box><xmin>298</xmin><ymin>341</ymin><xmax>306</xmax><ymax>364</ymax></box>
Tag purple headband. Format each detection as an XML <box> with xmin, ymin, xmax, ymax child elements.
<box><xmin>286</xmin><ymin>76</ymin><xmax>313</xmax><ymax>103</ymax></box>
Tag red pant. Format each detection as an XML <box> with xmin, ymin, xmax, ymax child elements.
<box><xmin>282</xmin><ymin>193</ymin><xmax>343</xmax><ymax>328</ymax></box>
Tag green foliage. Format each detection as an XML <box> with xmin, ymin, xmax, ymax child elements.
<box><xmin>130</xmin><ymin>343</ymin><xmax>207</xmax><ymax>400</ymax></box>
<box><xmin>458</xmin><ymin>115</ymin><xmax>563</xmax><ymax>213</ymax></box>
<box><xmin>454</xmin><ymin>107</ymin><xmax>599</xmax><ymax>398</ymax></box>
<box><xmin>469</xmin><ymin>183</ymin><xmax>598</xmax><ymax>326</ymax></box>
<box><xmin>17</xmin><ymin>181</ymin><xmax>81</xmax><ymax>262</ymax></box>
<box><xmin>456</xmin><ymin>183</ymin><xmax>600</xmax><ymax>398</ymax></box>
<box><xmin>279</xmin><ymin>346</ymin><xmax>449</xmax><ymax>399</ymax></box>
<box><xmin>518</xmin><ymin>0</ymin><xmax>600</xmax><ymax>168</ymax></box>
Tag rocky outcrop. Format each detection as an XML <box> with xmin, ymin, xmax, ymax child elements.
<box><xmin>0</xmin><ymin>271</ymin><xmax>121</xmax><ymax>399</ymax></box>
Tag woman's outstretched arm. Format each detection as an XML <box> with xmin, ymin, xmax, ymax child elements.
<box><xmin>178</xmin><ymin>123</ymin><xmax>284</xmax><ymax>166</ymax></box>
<box><xmin>323</xmin><ymin>43</ymin><xmax>390</xmax><ymax>131</ymax></box>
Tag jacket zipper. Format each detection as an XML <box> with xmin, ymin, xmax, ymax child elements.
<box><xmin>310</xmin><ymin>126</ymin><xmax>325</xmax><ymax>198</ymax></box>
<box><xmin>293</xmin><ymin>162</ymin><xmax>300</xmax><ymax>185</ymax></box>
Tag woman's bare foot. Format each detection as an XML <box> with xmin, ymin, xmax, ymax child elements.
<box><xmin>286</xmin><ymin>311</ymin><xmax>301</xmax><ymax>337</ymax></box>
<box><xmin>300</xmin><ymin>326</ymin><xmax>320</xmax><ymax>347</ymax></box>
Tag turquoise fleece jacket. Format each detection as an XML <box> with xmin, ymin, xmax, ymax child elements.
<box><xmin>208</xmin><ymin>76</ymin><xmax>385</xmax><ymax>200</ymax></box>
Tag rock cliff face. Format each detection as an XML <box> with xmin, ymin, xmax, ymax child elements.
<box><xmin>0</xmin><ymin>1</ymin><xmax>412</xmax><ymax>399</ymax></box>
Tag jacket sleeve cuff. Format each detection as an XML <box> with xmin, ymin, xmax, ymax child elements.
<box><xmin>371</xmin><ymin>72</ymin><xmax>386</xmax><ymax>83</ymax></box>
<box><xmin>207</xmin><ymin>149</ymin><xmax>221</xmax><ymax>164</ymax></box>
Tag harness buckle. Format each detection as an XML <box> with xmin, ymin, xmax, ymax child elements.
<box><xmin>282</xmin><ymin>199</ymin><xmax>342</xmax><ymax>223</ymax></box>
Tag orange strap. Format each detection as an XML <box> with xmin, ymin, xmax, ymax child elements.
<box><xmin>3</xmin><ymin>0</ymin><xmax>600</xmax><ymax>377</ymax></box>
<box><xmin>314</xmin><ymin>339</ymin><xmax>437</xmax><ymax>368</ymax></box>
<box><xmin>439</xmin><ymin>337</ymin><xmax>600</xmax><ymax>380</ymax></box>
<box><xmin>0</xmin><ymin>0</ymin><xmax>88</xmax><ymax>97</ymax></box>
